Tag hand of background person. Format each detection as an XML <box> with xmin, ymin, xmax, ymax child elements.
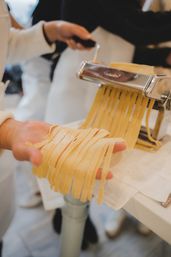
<box><xmin>166</xmin><ymin>52</ymin><xmax>171</xmax><ymax>66</ymax></box>
<box><xmin>0</xmin><ymin>119</ymin><xmax>50</xmax><ymax>166</ymax></box>
<box><xmin>0</xmin><ymin>118</ymin><xmax>126</xmax><ymax>178</ymax></box>
<box><xmin>43</xmin><ymin>20</ymin><xmax>93</xmax><ymax>50</ymax></box>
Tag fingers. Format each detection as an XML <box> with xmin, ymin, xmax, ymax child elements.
<box><xmin>67</xmin><ymin>24</ymin><xmax>94</xmax><ymax>50</ymax></box>
<box><xmin>28</xmin><ymin>148</ymin><xmax>42</xmax><ymax>166</ymax></box>
<box><xmin>72</xmin><ymin>24</ymin><xmax>92</xmax><ymax>40</ymax></box>
<box><xmin>66</xmin><ymin>39</ymin><xmax>85</xmax><ymax>50</ymax></box>
<box><xmin>96</xmin><ymin>141</ymin><xmax>126</xmax><ymax>180</ymax></box>
<box><xmin>113</xmin><ymin>141</ymin><xmax>126</xmax><ymax>153</ymax></box>
<box><xmin>65</xmin><ymin>39</ymin><xmax>91</xmax><ymax>50</ymax></box>
<box><xmin>96</xmin><ymin>168</ymin><xmax>113</xmax><ymax>180</ymax></box>
<box><xmin>12</xmin><ymin>143</ymin><xmax>42</xmax><ymax>166</ymax></box>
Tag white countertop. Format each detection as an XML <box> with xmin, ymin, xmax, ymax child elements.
<box><xmin>125</xmin><ymin>193</ymin><xmax>171</xmax><ymax>244</ymax></box>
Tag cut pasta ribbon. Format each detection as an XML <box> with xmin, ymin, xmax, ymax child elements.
<box><xmin>33</xmin><ymin>126</ymin><xmax>123</xmax><ymax>203</ymax></box>
<box><xmin>33</xmin><ymin>62</ymin><xmax>161</xmax><ymax>203</ymax></box>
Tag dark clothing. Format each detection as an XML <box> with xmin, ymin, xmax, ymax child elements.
<box><xmin>133</xmin><ymin>47</ymin><xmax>171</xmax><ymax>67</ymax></box>
<box><xmin>32</xmin><ymin>0</ymin><xmax>171</xmax><ymax>74</ymax></box>
<box><xmin>0</xmin><ymin>241</ymin><xmax>3</xmax><ymax>257</ymax></box>
<box><xmin>62</xmin><ymin>0</ymin><xmax>171</xmax><ymax>67</ymax></box>
<box><xmin>52</xmin><ymin>208</ymin><xmax>98</xmax><ymax>250</ymax></box>
<box><xmin>62</xmin><ymin>0</ymin><xmax>171</xmax><ymax>46</ymax></box>
<box><xmin>32</xmin><ymin>0</ymin><xmax>62</xmax><ymax>24</ymax></box>
<box><xmin>33</xmin><ymin>0</ymin><xmax>171</xmax><ymax>49</ymax></box>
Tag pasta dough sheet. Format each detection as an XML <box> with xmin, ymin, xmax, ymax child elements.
<box><xmin>33</xmin><ymin>62</ymin><xmax>161</xmax><ymax>203</ymax></box>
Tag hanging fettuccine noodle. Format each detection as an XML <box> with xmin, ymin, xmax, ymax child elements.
<box><xmin>33</xmin><ymin>62</ymin><xmax>161</xmax><ymax>203</ymax></box>
<box><xmin>81</xmin><ymin>62</ymin><xmax>161</xmax><ymax>150</ymax></box>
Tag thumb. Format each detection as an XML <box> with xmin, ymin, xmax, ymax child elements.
<box><xmin>96</xmin><ymin>168</ymin><xmax>113</xmax><ymax>180</ymax></box>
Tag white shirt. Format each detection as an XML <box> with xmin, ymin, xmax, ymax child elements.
<box><xmin>0</xmin><ymin>0</ymin><xmax>55</xmax><ymax>181</ymax></box>
<box><xmin>0</xmin><ymin>0</ymin><xmax>55</xmax><ymax>239</ymax></box>
<box><xmin>0</xmin><ymin>0</ymin><xmax>55</xmax><ymax>81</ymax></box>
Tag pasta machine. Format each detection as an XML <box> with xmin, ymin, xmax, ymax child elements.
<box><xmin>77</xmin><ymin>61</ymin><xmax>171</xmax><ymax>142</ymax></box>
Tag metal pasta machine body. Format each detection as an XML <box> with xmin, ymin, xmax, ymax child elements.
<box><xmin>77</xmin><ymin>61</ymin><xmax>171</xmax><ymax>141</ymax></box>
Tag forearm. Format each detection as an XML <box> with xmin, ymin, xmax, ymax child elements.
<box><xmin>0</xmin><ymin>118</ymin><xmax>21</xmax><ymax>150</ymax></box>
<box><xmin>8</xmin><ymin>20</ymin><xmax>91</xmax><ymax>64</ymax></box>
<box><xmin>7</xmin><ymin>22</ymin><xmax>55</xmax><ymax>64</ymax></box>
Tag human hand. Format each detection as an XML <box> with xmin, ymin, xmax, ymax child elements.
<box><xmin>0</xmin><ymin>119</ymin><xmax>50</xmax><ymax>166</ymax></box>
<box><xmin>43</xmin><ymin>20</ymin><xmax>93</xmax><ymax>50</ymax></box>
<box><xmin>166</xmin><ymin>52</ymin><xmax>171</xmax><ymax>66</ymax></box>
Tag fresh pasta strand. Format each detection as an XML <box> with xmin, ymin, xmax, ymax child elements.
<box><xmin>83</xmin><ymin>62</ymin><xmax>161</xmax><ymax>149</ymax></box>
<box><xmin>34</xmin><ymin>126</ymin><xmax>116</xmax><ymax>202</ymax></box>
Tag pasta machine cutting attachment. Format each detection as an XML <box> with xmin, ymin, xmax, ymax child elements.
<box><xmin>77</xmin><ymin>61</ymin><xmax>171</xmax><ymax>141</ymax></box>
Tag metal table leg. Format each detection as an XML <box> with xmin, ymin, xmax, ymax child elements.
<box><xmin>59</xmin><ymin>195</ymin><xmax>89</xmax><ymax>257</ymax></box>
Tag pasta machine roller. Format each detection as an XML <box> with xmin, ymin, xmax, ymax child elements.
<box><xmin>77</xmin><ymin>61</ymin><xmax>171</xmax><ymax>141</ymax></box>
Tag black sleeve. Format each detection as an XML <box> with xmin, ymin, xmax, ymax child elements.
<box><xmin>96</xmin><ymin>0</ymin><xmax>171</xmax><ymax>46</ymax></box>
<box><xmin>133</xmin><ymin>47</ymin><xmax>171</xmax><ymax>67</ymax></box>
<box><xmin>61</xmin><ymin>0</ymin><xmax>171</xmax><ymax>46</ymax></box>
<box><xmin>32</xmin><ymin>0</ymin><xmax>62</xmax><ymax>24</ymax></box>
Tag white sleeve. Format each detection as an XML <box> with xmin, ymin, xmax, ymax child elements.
<box><xmin>0</xmin><ymin>82</ymin><xmax>13</xmax><ymax>125</ymax></box>
<box><xmin>7</xmin><ymin>21</ymin><xmax>55</xmax><ymax>64</ymax></box>
<box><xmin>0</xmin><ymin>110</ymin><xmax>13</xmax><ymax>125</ymax></box>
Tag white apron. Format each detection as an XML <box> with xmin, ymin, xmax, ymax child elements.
<box><xmin>0</xmin><ymin>0</ymin><xmax>16</xmax><ymax>240</ymax></box>
<box><xmin>0</xmin><ymin>0</ymin><xmax>9</xmax><ymax>80</ymax></box>
<box><xmin>45</xmin><ymin>27</ymin><xmax>135</xmax><ymax>124</ymax></box>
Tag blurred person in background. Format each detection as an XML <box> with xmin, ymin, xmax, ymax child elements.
<box><xmin>3</xmin><ymin>5</ymin><xmax>23</xmax><ymax>95</ymax></box>
<box><xmin>14</xmin><ymin>0</ymin><xmax>63</xmax><ymax>209</ymax></box>
<box><xmin>0</xmin><ymin>0</ymin><xmax>95</xmax><ymax>255</ymax></box>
